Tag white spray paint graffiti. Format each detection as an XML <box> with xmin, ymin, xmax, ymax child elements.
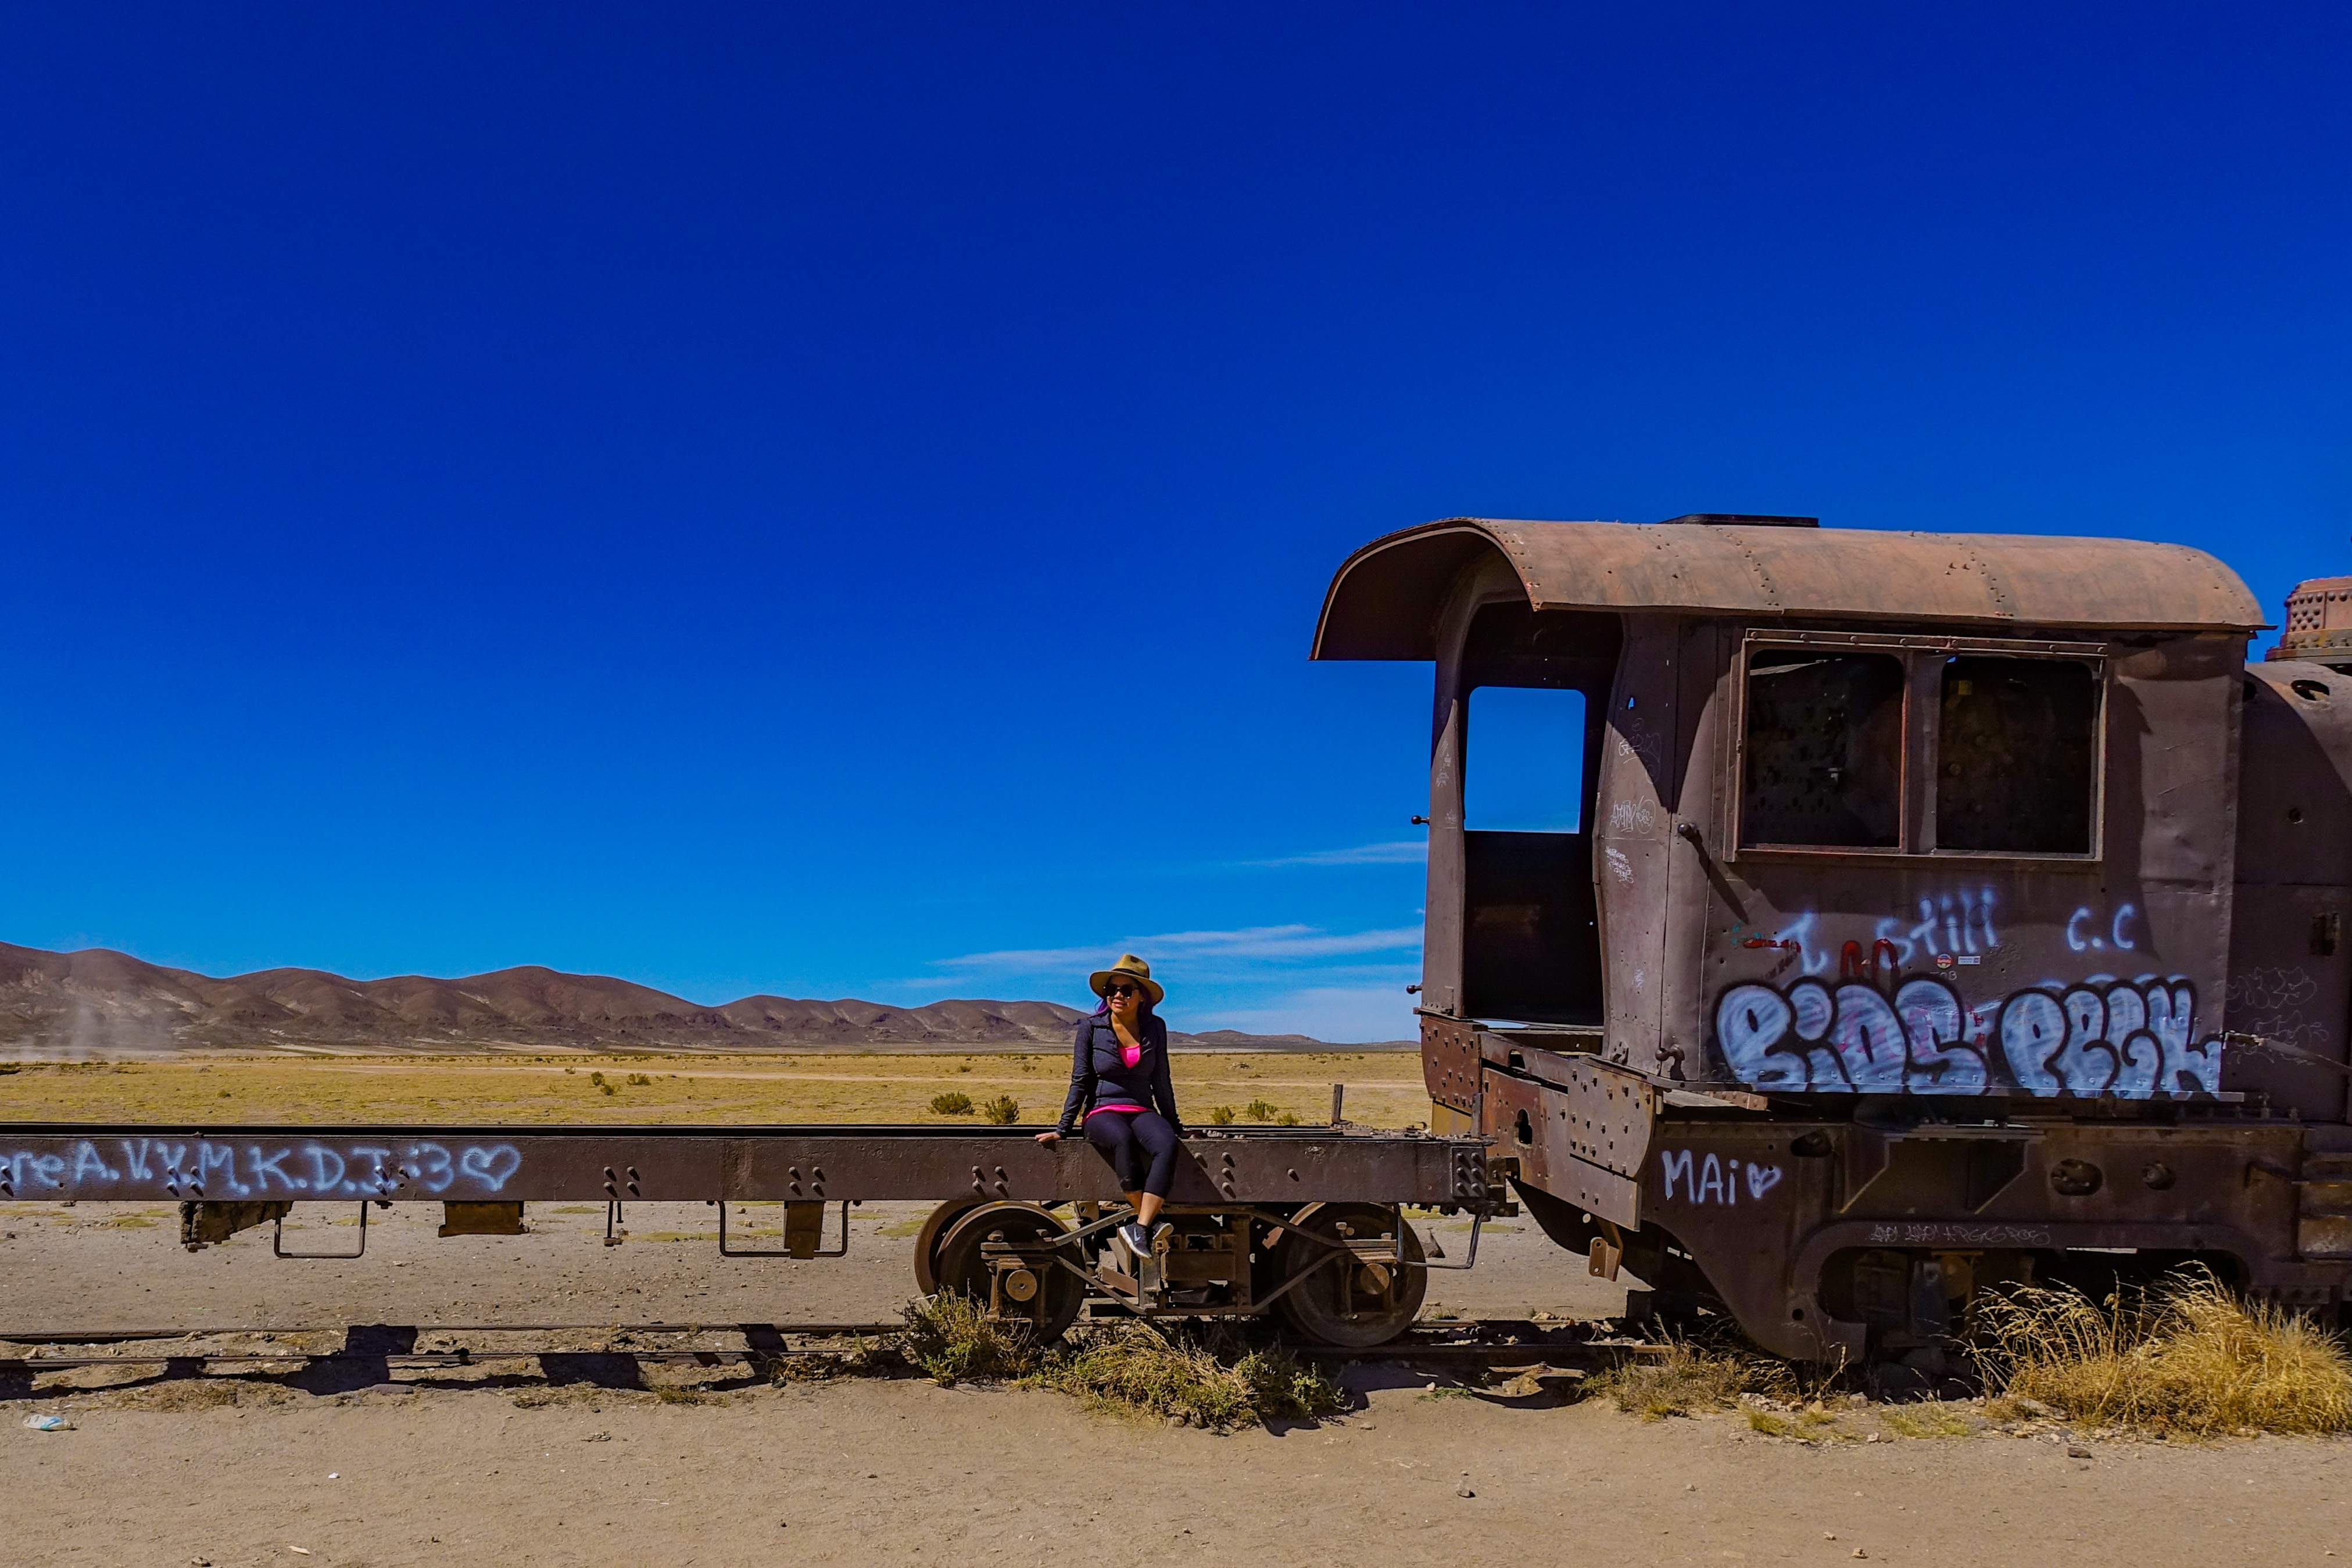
<box><xmin>1608</xmin><ymin>799</ymin><xmax>1660</xmax><ymax>839</ymax></box>
<box><xmin>1660</xmin><ymin>1148</ymin><xmax>1785</xmax><ymax>1205</ymax></box>
<box><xmin>2225</xmin><ymin>965</ymin><xmax>2331</xmax><ymax>1053</ymax></box>
<box><xmin>1746</xmin><ymin>890</ymin><xmax>2003</xmax><ymax>979</ymax></box>
<box><xmin>1713</xmin><ymin>975</ymin><xmax>2223</xmax><ymax>1097</ymax></box>
<box><xmin>2064</xmin><ymin>903</ymin><xmax>2139</xmax><ymax>954</ymax></box>
<box><xmin>1872</xmin><ymin>887</ymin><xmax>2001</xmax><ymax>969</ymax></box>
<box><xmin>0</xmin><ymin>1137</ymin><xmax>525</xmax><ymax>1200</ymax></box>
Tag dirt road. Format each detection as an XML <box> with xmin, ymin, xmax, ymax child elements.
<box><xmin>4</xmin><ymin>1204</ymin><xmax>2349</xmax><ymax>1566</ymax></box>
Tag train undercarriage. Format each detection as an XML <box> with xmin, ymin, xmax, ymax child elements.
<box><xmin>1454</xmin><ymin>1023</ymin><xmax>2351</xmax><ymax>1368</ymax></box>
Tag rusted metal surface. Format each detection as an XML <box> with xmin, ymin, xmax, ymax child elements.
<box><xmin>1313</xmin><ymin>517</ymin><xmax>2265</xmax><ymax>660</ymax></box>
<box><xmin>2271</xmin><ymin>577</ymin><xmax>2352</xmax><ymax>664</ymax></box>
<box><xmin>1319</xmin><ymin>510</ymin><xmax>2352</xmax><ymax>1360</ymax></box>
<box><xmin>2228</xmin><ymin>660</ymin><xmax>2352</xmax><ymax>1119</ymax></box>
<box><xmin>0</xmin><ymin>1123</ymin><xmax>1487</xmax><ymax>1208</ymax></box>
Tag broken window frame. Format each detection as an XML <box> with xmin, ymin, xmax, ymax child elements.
<box><xmin>1727</xmin><ymin>629</ymin><xmax>2108</xmax><ymax>864</ymax></box>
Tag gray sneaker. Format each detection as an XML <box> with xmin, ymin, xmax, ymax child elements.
<box><xmin>1119</xmin><ymin>1221</ymin><xmax>1152</xmax><ymax>1257</ymax></box>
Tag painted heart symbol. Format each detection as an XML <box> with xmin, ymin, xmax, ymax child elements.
<box><xmin>459</xmin><ymin>1144</ymin><xmax>523</xmax><ymax>1191</ymax></box>
<box><xmin>1745</xmin><ymin>1164</ymin><xmax>1783</xmax><ymax>1200</ymax></box>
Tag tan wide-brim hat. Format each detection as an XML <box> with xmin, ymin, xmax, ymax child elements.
<box><xmin>1089</xmin><ymin>953</ymin><xmax>1164</xmax><ymax>1006</ymax></box>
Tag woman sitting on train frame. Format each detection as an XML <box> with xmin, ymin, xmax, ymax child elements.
<box><xmin>1035</xmin><ymin>954</ymin><xmax>1186</xmax><ymax>1259</ymax></box>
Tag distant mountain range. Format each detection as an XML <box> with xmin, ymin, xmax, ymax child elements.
<box><xmin>0</xmin><ymin>942</ymin><xmax>1404</xmax><ymax>1057</ymax></box>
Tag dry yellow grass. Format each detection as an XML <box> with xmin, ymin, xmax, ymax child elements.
<box><xmin>1585</xmin><ymin>1336</ymin><xmax>1795</xmax><ymax>1419</ymax></box>
<box><xmin>1977</xmin><ymin>1270</ymin><xmax>2352</xmax><ymax>1436</ymax></box>
<box><xmin>0</xmin><ymin>1051</ymin><xmax>1430</xmax><ymax>1129</ymax></box>
<box><xmin>897</xmin><ymin>1295</ymin><xmax>1342</xmax><ymax>1427</ymax></box>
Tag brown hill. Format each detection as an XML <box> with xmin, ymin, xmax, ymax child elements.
<box><xmin>0</xmin><ymin>941</ymin><xmax>1402</xmax><ymax>1057</ymax></box>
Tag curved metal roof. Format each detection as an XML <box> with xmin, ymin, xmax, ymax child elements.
<box><xmin>1311</xmin><ymin>517</ymin><xmax>2265</xmax><ymax>660</ymax></box>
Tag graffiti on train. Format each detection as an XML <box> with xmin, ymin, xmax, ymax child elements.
<box><xmin>1736</xmin><ymin>888</ymin><xmax>2003</xmax><ymax>979</ymax></box>
<box><xmin>1712</xmin><ymin>975</ymin><xmax>2224</xmax><ymax>1097</ymax></box>
<box><xmin>0</xmin><ymin>1137</ymin><xmax>525</xmax><ymax>1199</ymax></box>
<box><xmin>1660</xmin><ymin>1148</ymin><xmax>1784</xmax><ymax>1205</ymax></box>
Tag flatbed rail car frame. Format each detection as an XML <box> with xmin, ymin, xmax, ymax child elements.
<box><xmin>0</xmin><ymin>1121</ymin><xmax>1501</xmax><ymax>1347</ymax></box>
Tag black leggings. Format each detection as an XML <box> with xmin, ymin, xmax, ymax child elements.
<box><xmin>1083</xmin><ymin>1109</ymin><xmax>1180</xmax><ymax>1198</ymax></box>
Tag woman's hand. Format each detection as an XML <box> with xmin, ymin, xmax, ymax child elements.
<box><xmin>1034</xmin><ymin>1130</ymin><xmax>1061</xmax><ymax>1145</ymax></box>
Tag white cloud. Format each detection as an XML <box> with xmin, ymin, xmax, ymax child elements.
<box><xmin>935</xmin><ymin>924</ymin><xmax>1421</xmax><ymax>971</ymax></box>
<box><xmin>1197</xmin><ymin>985</ymin><xmax>1421</xmax><ymax>1046</ymax></box>
<box><xmin>1243</xmin><ymin>840</ymin><xmax>1427</xmax><ymax>868</ymax></box>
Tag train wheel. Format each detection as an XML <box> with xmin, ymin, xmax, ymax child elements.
<box><xmin>1270</xmin><ymin>1202</ymin><xmax>1427</xmax><ymax>1348</ymax></box>
<box><xmin>932</xmin><ymin>1201</ymin><xmax>1086</xmax><ymax>1344</ymax></box>
<box><xmin>910</xmin><ymin>1200</ymin><xmax>987</xmax><ymax>1294</ymax></box>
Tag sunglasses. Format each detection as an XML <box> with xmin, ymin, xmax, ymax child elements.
<box><xmin>1103</xmin><ymin>982</ymin><xmax>1143</xmax><ymax>998</ymax></box>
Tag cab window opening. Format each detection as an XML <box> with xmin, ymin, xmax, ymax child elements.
<box><xmin>1740</xmin><ymin>650</ymin><xmax>1906</xmax><ymax>849</ymax></box>
<box><xmin>1936</xmin><ymin>655</ymin><xmax>2099</xmax><ymax>854</ymax></box>
<box><xmin>1466</xmin><ymin>686</ymin><xmax>1588</xmax><ymax>832</ymax></box>
<box><xmin>1451</xmin><ymin>602</ymin><xmax>1618</xmax><ymax>1028</ymax></box>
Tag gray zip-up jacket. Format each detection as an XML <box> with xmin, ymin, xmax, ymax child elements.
<box><xmin>1054</xmin><ymin>1012</ymin><xmax>1184</xmax><ymax>1136</ymax></box>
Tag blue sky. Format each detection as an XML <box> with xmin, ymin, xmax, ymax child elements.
<box><xmin>2</xmin><ymin>5</ymin><xmax>2344</xmax><ymax>1043</ymax></box>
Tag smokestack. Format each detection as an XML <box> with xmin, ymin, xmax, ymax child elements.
<box><xmin>2270</xmin><ymin>577</ymin><xmax>2352</xmax><ymax>670</ymax></box>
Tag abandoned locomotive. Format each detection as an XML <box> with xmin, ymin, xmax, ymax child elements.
<box><xmin>1315</xmin><ymin>514</ymin><xmax>2350</xmax><ymax>1363</ymax></box>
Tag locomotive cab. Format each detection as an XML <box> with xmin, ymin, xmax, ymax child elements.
<box><xmin>1316</xmin><ymin>514</ymin><xmax>2352</xmax><ymax>1365</ymax></box>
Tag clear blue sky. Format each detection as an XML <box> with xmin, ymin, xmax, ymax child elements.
<box><xmin>3</xmin><ymin>5</ymin><xmax>2343</xmax><ymax>1042</ymax></box>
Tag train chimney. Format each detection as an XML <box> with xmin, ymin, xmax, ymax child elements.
<box><xmin>2270</xmin><ymin>576</ymin><xmax>2352</xmax><ymax>669</ymax></box>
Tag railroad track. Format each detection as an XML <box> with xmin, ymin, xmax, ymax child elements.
<box><xmin>0</xmin><ymin>1318</ymin><xmax>1664</xmax><ymax>1381</ymax></box>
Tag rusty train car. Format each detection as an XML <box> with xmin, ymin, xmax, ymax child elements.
<box><xmin>1315</xmin><ymin>514</ymin><xmax>2350</xmax><ymax>1366</ymax></box>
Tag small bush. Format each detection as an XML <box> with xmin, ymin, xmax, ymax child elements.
<box><xmin>929</xmin><ymin>1091</ymin><xmax>976</xmax><ymax>1115</ymax></box>
<box><xmin>1244</xmin><ymin>1098</ymin><xmax>1278</xmax><ymax>1122</ymax></box>
<box><xmin>626</xmin><ymin>1073</ymin><xmax>652</xmax><ymax>1086</ymax></box>
<box><xmin>1586</xmin><ymin>1335</ymin><xmax>1793</xmax><ymax>1419</ymax></box>
<box><xmin>1276</xmin><ymin>1112</ymin><xmax>1301</xmax><ymax>1126</ymax></box>
<box><xmin>901</xmin><ymin>1293</ymin><xmax>1040</xmax><ymax>1386</ymax></box>
<box><xmin>1031</xmin><ymin>1323</ymin><xmax>1343</xmax><ymax>1429</ymax></box>
<box><xmin>599</xmin><ymin>1082</ymin><xmax>616</xmax><ymax>1096</ymax></box>
<box><xmin>1975</xmin><ymin>1269</ymin><xmax>2352</xmax><ymax>1435</ymax></box>
<box><xmin>980</xmin><ymin>1094</ymin><xmax>1021</xmax><ymax>1125</ymax></box>
<box><xmin>1208</xmin><ymin>1105</ymin><xmax>1237</xmax><ymax>1126</ymax></box>
<box><xmin>589</xmin><ymin>1071</ymin><xmax>605</xmax><ymax>1083</ymax></box>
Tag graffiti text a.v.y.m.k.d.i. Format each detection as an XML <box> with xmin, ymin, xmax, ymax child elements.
<box><xmin>1713</xmin><ymin>975</ymin><xmax>2224</xmax><ymax>1097</ymax></box>
<box><xmin>0</xmin><ymin>1137</ymin><xmax>526</xmax><ymax>1200</ymax></box>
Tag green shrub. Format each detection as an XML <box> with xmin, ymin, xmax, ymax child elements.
<box><xmin>1208</xmin><ymin>1105</ymin><xmax>1237</xmax><ymax>1126</ymax></box>
<box><xmin>1244</xmin><ymin>1098</ymin><xmax>1277</xmax><ymax>1122</ymax></box>
<box><xmin>929</xmin><ymin>1091</ymin><xmax>975</xmax><ymax>1115</ymax></box>
<box><xmin>901</xmin><ymin>1293</ymin><xmax>1039</xmax><ymax>1386</ymax></box>
<box><xmin>980</xmin><ymin>1094</ymin><xmax>1021</xmax><ymax>1125</ymax></box>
